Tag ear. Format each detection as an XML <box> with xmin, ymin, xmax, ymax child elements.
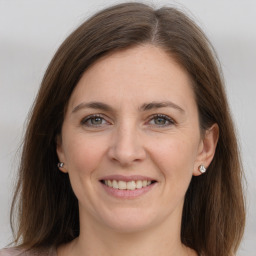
<box><xmin>193</xmin><ymin>123</ymin><xmax>219</xmax><ymax>176</ymax></box>
<box><xmin>56</xmin><ymin>134</ymin><xmax>68</xmax><ymax>173</ymax></box>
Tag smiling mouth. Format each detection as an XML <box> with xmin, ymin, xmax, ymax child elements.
<box><xmin>100</xmin><ymin>180</ymin><xmax>157</xmax><ymax>190</ymax></box>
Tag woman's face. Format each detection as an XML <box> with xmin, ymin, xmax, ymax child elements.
<box><xmin>57</xmin><ymin>45</ymin><xmax>207</xmax><ymax>233</ymax></box>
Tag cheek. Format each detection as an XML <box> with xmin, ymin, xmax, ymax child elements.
<box><xmin>149</xmin><ymin>135</ymin><xmax>199</xmax><ymax>183</ymax></box>
<box><xmin>157</xmin><ymin>138</ymin><xmax>196</xmax><ymax>165</ymax></box>
<box><xmin>63</xmin><ymin>134</ymin><xmax>107</xmax><ymax>202</ymax></box>
<box><xmin>145</xmin><ymin>135</ymin><xmax>199</xmax><ymax>214</ymax></box>
<box><xmin>63</xmin><ymin>133</ymin><xmax>106</xmax><ymax>175</ymax></box>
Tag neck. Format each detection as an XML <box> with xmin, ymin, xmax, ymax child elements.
<box><xmin>81</xmin><ymin>228</ymin><xmax>185</xmax><ymax>256</ymax></box>
<box><xmin>60</xmin><ymin>207</ymin><xmax>195</xmax><ymax>256</ymax></box>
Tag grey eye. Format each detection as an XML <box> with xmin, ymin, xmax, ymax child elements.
<box><xmin>81</xmin><ymin>115</ymin><xmax>108</xmax><ymax>127</ymax></box>
<box><xmin>90</xmin><ymin>117</ymin><xmax>104</xmax><ymax>125</ymax></box>
<box><xmin>153</xmin><ymin>117</ymin><xmax>168</xmax><ymax>125</ymax></box>
<box><xmin>148</xmin><ymin>114</ymin><xmax>175</xmax><ymax>127</ymax></box>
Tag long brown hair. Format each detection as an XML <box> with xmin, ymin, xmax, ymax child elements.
<box><xmin>11</xmin><ymin>2</ymin><xmax>245</xmax><ymax>255</ymax></box>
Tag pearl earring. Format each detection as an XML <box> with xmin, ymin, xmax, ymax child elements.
<box><xmin>58</xmin><ymin>162</ymin><xmax>64</xmax><ymax>168</ymax></box>
<box><xmin>199</xmin><ymin>165</ymin><xmax>206</xmax><ymax>173</ymax></box>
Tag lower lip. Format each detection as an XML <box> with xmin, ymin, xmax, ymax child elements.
<box><xmin>101</xmin><ymin>182</ymin><xmax>157</xmax><ymax>199</ymax></box>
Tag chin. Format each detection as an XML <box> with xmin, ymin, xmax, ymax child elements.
<box><xmin>98</xmin><ymin>207</ymin><xmax>160</xmax><ymax>234</ymax></box>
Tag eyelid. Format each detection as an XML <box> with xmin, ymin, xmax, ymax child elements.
<box><xmin>147</xmin><ymin>114</ymin><xmax>176</xmax><ymax>127</ymax></box>
<box><xmin>80</xmin><ymin>113</ymin><xmax>176</xmax><ymax>128</ymax></box>
<box><xmin>80</xmin><ymin>114</ymin><xmax>111</xmax><ymax>127</ymax></box>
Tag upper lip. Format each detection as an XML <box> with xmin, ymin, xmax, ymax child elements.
<box><xmin>99</xmin><ymin>175</ymin><xmax>157</xmax><ymax>182</ymax></box>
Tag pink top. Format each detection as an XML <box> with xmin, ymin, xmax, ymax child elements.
<box><xmin>0</xmin><ymin>247</ymin><xmax>57</xmax><ymax>256</ymax></box>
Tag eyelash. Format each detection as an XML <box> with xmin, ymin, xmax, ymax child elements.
<box><xmin>81</xmin><ymin>114</ymin><xmax>108</xmax><ymax>127</ymax></box>
<box><xmin>80</xmin><ymin>114</ymin><xmax>175</xmax><ymax>128</ymax></box>
<box><xmin>148</xmin><ymin>114</ymin><xmax>175</xmax><ymax>127</ymax></box>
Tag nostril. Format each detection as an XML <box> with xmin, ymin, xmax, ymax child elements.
<box><xmin>107</xmin><ymin>136</ymin><xmax>147</xmax><ymax>165</ymax></box>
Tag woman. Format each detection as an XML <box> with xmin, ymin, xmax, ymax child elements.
<box><xmin>0</xmin><ymin>2</ymin><xmax>245</xmax><ymax>256</ymax></box>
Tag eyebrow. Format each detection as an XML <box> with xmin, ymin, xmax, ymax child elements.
<box><xmin>72</xmin><ymin>101</ymin><xmax>185</xmax><ymax>113</ymax></box>
<box><xmin>139</xmin><ymin>101</ymin><xmax>184</xmax><ymax>113</ymax></box>
<box><xmin>72</xmin><ymin>102</ymin><xmax>114</xmax><ymax>113</ymax></box>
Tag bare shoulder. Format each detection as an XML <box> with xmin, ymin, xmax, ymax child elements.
<box><xmin>0</xmin><ymin>247</ymin><xmax>56</xmax><ymax>256</ymax></box>
<box><xmin>0</xmin><ymin>248</ymin><xmax>23</xmax><ymax>256</ymax></box>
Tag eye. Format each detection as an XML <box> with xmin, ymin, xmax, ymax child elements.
<box><xmin>148</xmin><ymin>114</ymin><xmax>175</xmax><ymax>127</ymax></box>
<box><xmin>81</xmin><ymin>114</ymin><xmax>109</xmax><ymax>127</ymax></box>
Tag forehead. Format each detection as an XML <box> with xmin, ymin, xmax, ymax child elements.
<box><xmin>68</xmin><ymin>44</ymin><xmax>195</xmax><ymax>111</ymax></box>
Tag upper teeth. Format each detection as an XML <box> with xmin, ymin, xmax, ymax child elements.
<box><xmin>104</xmin><ymin>180</ymin><xmax>152</xmax><ymax>190</ymax></box>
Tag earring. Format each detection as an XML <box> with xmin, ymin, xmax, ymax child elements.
<box><xmin>58</xmin><ymin>162</ymin><xmax>64</xmax><ymax>168</ymax></box>
<box><xmin>198</xmin><ymin>165</ymin><xmax>206</xmax><ymax>173</ymax></box>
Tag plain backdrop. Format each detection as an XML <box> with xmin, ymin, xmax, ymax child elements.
<box><xmin>0</xmin><ymin>0</ymin><xmax>255</xmax><ymax>255</ymax></box>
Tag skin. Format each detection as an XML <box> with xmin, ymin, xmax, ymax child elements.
<box><xmin>57</xmin><ymin>44</ymin><xmax>218</xmax><ymax>256</ymax></box>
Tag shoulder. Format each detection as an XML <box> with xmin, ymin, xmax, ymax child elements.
<box><xmin>0</xmin><ymin>247</ymin><xmax>56</xmax><ymax>256</ymax></box>
<box><xmin>0</xmin><ymin>248</ymin><xmax>23</xmax><ymax>256</ymax></box>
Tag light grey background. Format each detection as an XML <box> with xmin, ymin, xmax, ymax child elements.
<box><xmin>0</xmin><ymin>0</ymin><xmax>255</xmax><ymax>255</ymax></box>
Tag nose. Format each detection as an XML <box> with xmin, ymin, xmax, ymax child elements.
<box><xmin>107</xmin><ymin>123</ymin><xmax>146</xmax><ymax>166</ymax></box>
